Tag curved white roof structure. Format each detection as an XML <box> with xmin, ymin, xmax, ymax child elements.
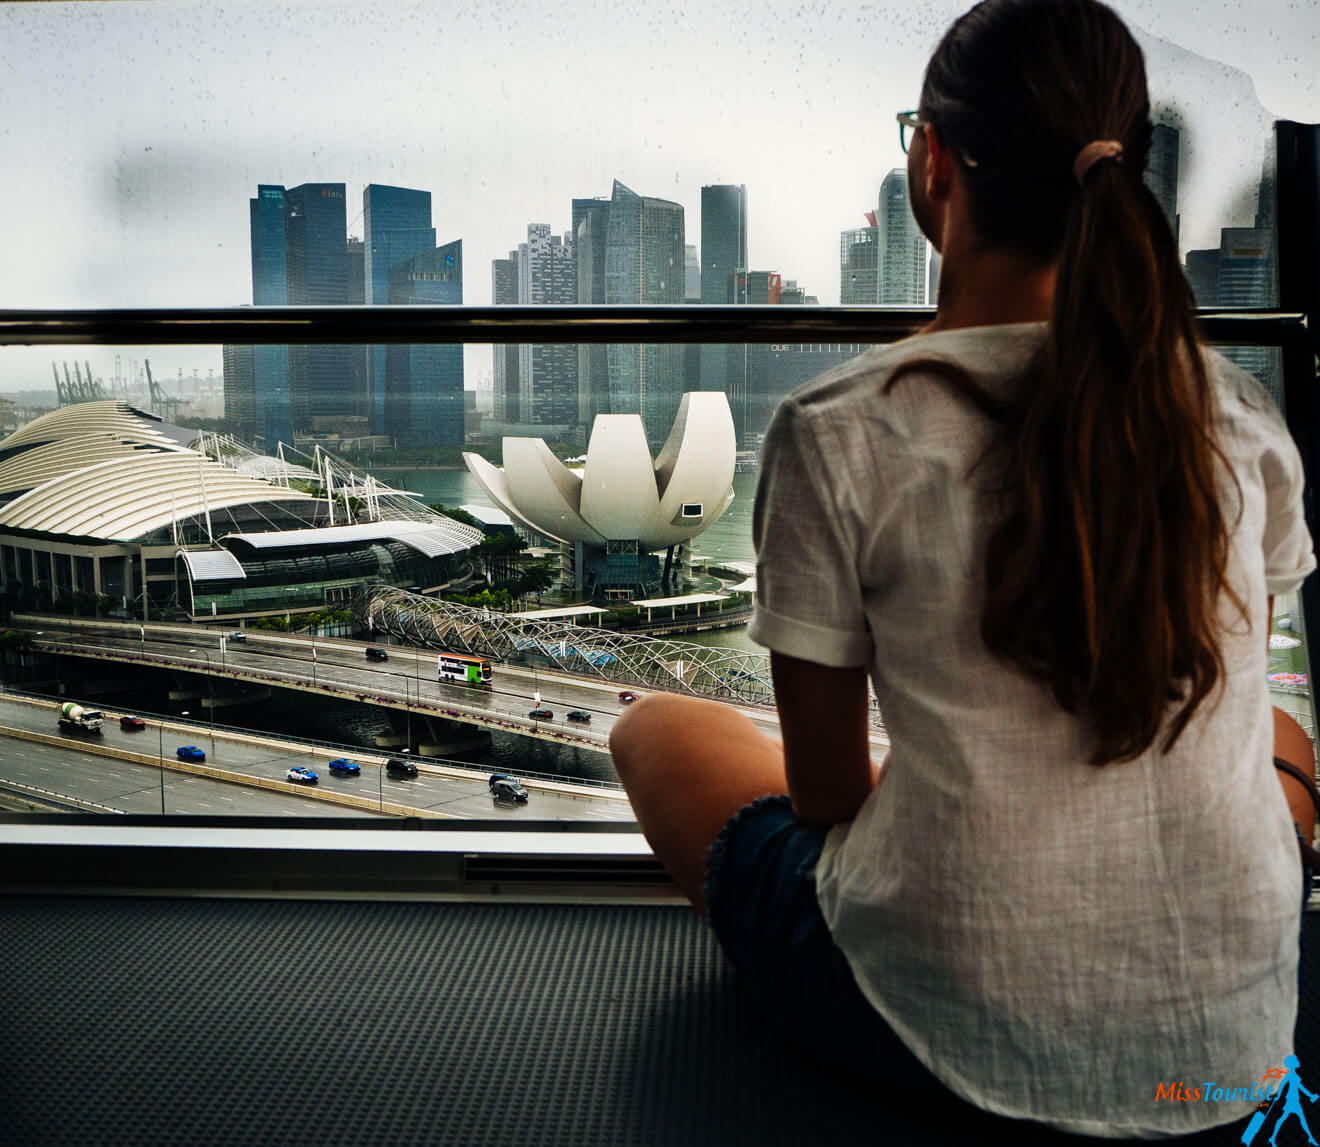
<box><xmin>0</xmin><ymin>400</ymin><xmax>184</xmax><ymax>454</ymax></box>
<box><xmin>464</xmin><ymin>392</ymin><xmax>736</xmax><ymax>552</ymax></box>
<box><xmin>0</xmin><ymin>431</ymin><xmax>192</xmax><ymax>501</ymax></box>
<box><xmin>0</xmin><ymin>452</ymin><xmax>315</xmax><ymax>541</ymax></box>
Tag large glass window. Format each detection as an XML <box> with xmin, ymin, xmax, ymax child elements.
<box><xmin>1</xmin><ymin>0</ymin><xmax>1316</xmax><ymax>821</ymax></box>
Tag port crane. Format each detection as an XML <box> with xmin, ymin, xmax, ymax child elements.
<box><xmin>144</xmin><ymin>359</ymin><xmax>184</xmax><ymax>422</ymax></box>
<box><xmin>52</xmin><ymin>360</ymin><xmax>107</xmax><ymax>405</ymax></box>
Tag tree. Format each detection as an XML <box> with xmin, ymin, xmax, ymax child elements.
<box><xmin>519</xmin><ymin>563</ymin><xmax>554</xmax><ymax>599</ymax></box>
<box><xmin>476</xmin><ymin>533</ymin><xmax>528</xmax><ymax>583</ymax></box>
<box><xmin>429</xmin><ymin>503</ymin><xmax>482</xmax><ymax>530</ymax></box>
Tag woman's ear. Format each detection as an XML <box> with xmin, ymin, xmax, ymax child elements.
<box><xmin>923</xmin><ymin>127</ymin><xmax>956</xmax><ymax>203</ymax></box>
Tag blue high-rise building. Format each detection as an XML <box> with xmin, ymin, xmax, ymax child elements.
<box><xmin>364</xmin><ymin>186</ymin><xmax>435</xmax><ymax>435</ymax></box>
<box><xmin>284</xmin><ymin>183</ymin><xmax>359</xmax><ymax>435</ymax></box>
<box><xmin>387</xmin><ymin>240</ymin><xmax>465</xmax><ymax>448</ymax></box>
<box><xmin>248</xmin><ymin>184</ymin><xmax>291</xmax><ymax>449</ymax></box>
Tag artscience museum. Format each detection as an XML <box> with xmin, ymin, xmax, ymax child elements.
<box><xmin>464</xmin><ymin>392</ymin><xmax>737</xmax><ymax>601</ymax></box>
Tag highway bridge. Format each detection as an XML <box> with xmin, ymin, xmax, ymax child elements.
<box><xmin>9</xmin><ymin>615</ymin><xmax>886</xmax><ymax>756</ymax></box>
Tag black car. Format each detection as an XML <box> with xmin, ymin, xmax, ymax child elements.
<box><xmin>566</xmin><ymin>710</ymin><xmax>592</xmax><ymax>723</ymax></box>
<box><xmin>365</xmin><ymin>647</ymin><xmax>389</xmax><ymax>662</ymax></box>
<box><xmin>489</xmin><ymin>775</ymin><xmax>529</xmax><ymax>805</ymax></box>
<box><xmin>386</xmin><ymin>757</ymin><xmax>418</xmax><ymax>778</ymax></box>
<box><xmin>528</xmin><ymin>708</ymin><xmax>553</xmax><ymax>720</ymax></box>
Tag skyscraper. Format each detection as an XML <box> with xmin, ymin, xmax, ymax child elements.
<box><xmin>386</xmin><ymin>240</ymin><xmax>465</xmax><ymax>448</ymax></box>
<box><xmin>1144</xmin><ymin>122</ymin><xmax>1180</xmax><ymax>240</ymax></box>
<box><xmin>247</xmin><ymin>183</ymin><xmax>291</xmax><ymax>449</ymax></box>
<box><xmin>684</xmin><ymin>244</ymin><xmax>701</xmax><ymax>302</ymax></box>
<box><xmin>515</xmin><ymin>223</ymin><xmax>578</xmax><ymax>426</ymax></box>
<box><xmin>364</xmin><ymin>186</ymin><xmax>436</xmax><ymax>434</ymax></box>
<box><xmin>1184</xmin><ymin>249</ymin><xmax>1219</xmax><ymax>306</ymax></box>
<box><xmin>603</xmin><ymin>180</ymin><xmax>685</xmax><ymax>443</ymax></box>
<box><xmin>283</xmin><ymin>183</ymin><xmax>363</xmax><ymax>436</ymax></box>
<box><xmin>1216</xmin><ymin>225</ymin><xmax>1278</xmax><ymax>402</ymax></box>
<box><xmin>574</xmin><ymin>197</ymin><xmax>612</xmax><ymax>428</ymax></box>
<box><xmin>877</xmin><ymin>170</ymin><xmax>926</xmax><ymax>304</ymax></box>
<box><xmin>700</xmin><ymin>185</ymin><xmax>747</xmax><ymax>305</ymax></box>
<box><xmin>700</xmin><ymin>184</ymin><xmax>749</xmax><ymax>438</ymax></box>
<box><xmin>840</xmin><ymin>172</ymin><xmax>927</xmax><ymax>306</ymax></box>
<box><xmin>222</xmin><ymin>343</ymin><xmax>256</xmax><ymax>443</ymax></box>
<box><xmin>491</xmin><ymin>252</ymin><xmax>520</xmax><ymax>422</ymax></box>
<box><xmin>840</xmin><ymin>223</ymin><xmax>880</xmax><ymax>305</ymax></box>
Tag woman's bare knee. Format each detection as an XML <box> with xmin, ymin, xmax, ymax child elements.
<box><xmin>610</xmin><ymin>693</ymin><xmax>694</xmax><ymax>773</ymax></box>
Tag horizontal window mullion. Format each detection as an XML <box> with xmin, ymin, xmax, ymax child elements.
<box><xmin>0</xmin><ymin>305</ymin><xmax>1307</xmax><ymax>348</ymax></box>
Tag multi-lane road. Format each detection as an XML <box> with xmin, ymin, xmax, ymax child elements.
<box><xmin>0</xmin><ymin>693</ymin><xmax>634</xmax><ymax>820</ymax></box>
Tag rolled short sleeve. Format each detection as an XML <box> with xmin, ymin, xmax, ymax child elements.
<box><xmin>748</xmin><ymin>401</ymin><xmax>870</xmax><ymax>667</ymax></box>
<box><xmin>1261</xmin><ymin>431</ymin><xmax>1316</xmax><ymax>595</ymax></box>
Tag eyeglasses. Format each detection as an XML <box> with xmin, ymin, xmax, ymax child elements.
<box><xmin>897</xmin><ymin>111</ymin><xmax>924</xmax><ymax>154</ymax></box>
<box><xmin>896</xmin><ymin>109</ymin><xmax>979</xmax><ymax>167</ymax></box>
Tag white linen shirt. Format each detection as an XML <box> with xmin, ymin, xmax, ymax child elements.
<box><xmin>747</xmin><ymin>323</ymin><xmax>1314</xmax><ymax>1139</ymax></box>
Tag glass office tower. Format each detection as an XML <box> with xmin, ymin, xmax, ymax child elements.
<box><xmin>387</xmin><ymin>240</ymin><xmax>465</xmax><ymax>448</ymax></box>
<box><xmin>604</xmin><ymin>180</ymin><xmax>685</xmax><ymax>444</ymax></box>
<box><xmin>364</xmin><ymin>185</ymin><xmax>436</xmax><ymax>435</ymax></box>
<box><xmin>248</xmin><ymin>184</ymin><xmax>291</xmax><ymax>450</ymax></box>
<box><xmin>283</xmin><ymin>183</ymin><xmax>361</xmax><ymax>436</ymax></box>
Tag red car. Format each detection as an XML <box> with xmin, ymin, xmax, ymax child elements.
<box><xmin>119</xmin><ymin>715</ymin><xmax>146</xmax><ymax>731</ymax></box>
<box><xmin>618</xmin><ymin>691</ymin><xmax>640</xmax><ymax>705</ymax></box>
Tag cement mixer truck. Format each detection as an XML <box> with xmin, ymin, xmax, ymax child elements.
<box><xmin>57</xmin><ymin>702</ymin><xmax>104</xmax><ymax>735</ymax></box>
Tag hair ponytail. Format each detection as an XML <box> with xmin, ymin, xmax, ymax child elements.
<box><xmin>897</xmin><ymin>0</ymin><xmax>1247</xmax><ymax>764</ymax></box>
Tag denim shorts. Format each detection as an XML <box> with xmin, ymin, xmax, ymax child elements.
<box><xmin>701</xmin><ymin>794</ymin><xmax>945</xmax><ymax>1095</ymax></box>
<box><xmin>701</xmin><ymin>794</ymin><xmax>1314</xmax><ymax>1088</ymax></box>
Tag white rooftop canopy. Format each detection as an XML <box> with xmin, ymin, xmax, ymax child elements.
<box><xmin>631</xmin><ymin>593</ymin><xmax>730</xmax><ymax>608</ymax></box>
<box><xmin>517</xmin><ymin>605</ymin><xmax>611</xmax><ymax>620</ymax></box>
<box><xmin>224</xmin><ymin>517</ymin><xmax>481</xmax><ymax>558</ymax></box>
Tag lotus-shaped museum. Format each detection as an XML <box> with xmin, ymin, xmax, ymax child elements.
<box><xmin>463</xmin><ymin>392</ymin><xmax>736</xmax><ymax>596</ymax></box>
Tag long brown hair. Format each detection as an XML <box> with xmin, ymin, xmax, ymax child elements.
<box><xmin>897</xmin><ymin>0</ymin><xmax>1244</xmax><ymax>764</ymax></box>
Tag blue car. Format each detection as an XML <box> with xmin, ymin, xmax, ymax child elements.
<box><xmin>175</xmin><ymin>745</ymin><xmax>206</xmax><ymax>762</ymax></box>
<box><xmin>286</xmin><ymin>766</ymin><xmax>318</xmax><ymax>785</ymax></box>
<box><xmin>327</xmin><ymin>758</ymin><xmax>361</xmax><ymax>776</ymax></box>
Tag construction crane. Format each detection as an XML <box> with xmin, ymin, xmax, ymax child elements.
<box><xmin>144</xmin><ymin>359</ymin><xmax>183</xmax><ymax>421</ymax></box>
<box><xmin>52</xmin><ymin>362</ymin><xmax>67</xmax><ymax>405</ymax></box>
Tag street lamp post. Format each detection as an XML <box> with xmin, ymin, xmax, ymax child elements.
<box><xmin>189</xmin><ymin>649</ymin><xmax>216</xmax><ymax>754</ymax></box>
<box><xmin>157</xmin><ymin>719</ymin><xmax>165</xmax><ymax>815</ymax></box>
<box><xmin>311</xmin><ymin>639</ymin><xmax>317</xmax><ymax>687</ymax></box>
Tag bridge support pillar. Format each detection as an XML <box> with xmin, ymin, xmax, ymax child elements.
<box><xmin>419</xmin><ymin>715</ymin><xmax>491</xmax><ymax>758</ymax></box>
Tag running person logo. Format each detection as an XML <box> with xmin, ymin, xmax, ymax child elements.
<box><xmin>1243</xmin><ymin>1056</ymin><xmax>1317</xmax><ymax>1146</ymax></box>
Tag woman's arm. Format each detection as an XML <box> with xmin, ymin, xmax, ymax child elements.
<box><xmin>771</xmin><ymin>650</ymin><xmax>879</xmax><ymax>826</ymax></box>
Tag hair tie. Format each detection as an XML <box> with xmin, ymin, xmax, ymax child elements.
<box><xmin>1073</xmin><ymin>140</ymin><xmax>1124</xmax><ymax>184</ymax></box>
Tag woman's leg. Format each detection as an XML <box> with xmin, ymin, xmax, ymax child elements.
<box><xmin>610</xmin><ymin>693</ymin><xmax>788</xmax><ymax>913</ymax></box>
<box><xmin>1274</xmin><ymin>706</ymin><xmax>1317</xmax><ymax>845</ymax></box>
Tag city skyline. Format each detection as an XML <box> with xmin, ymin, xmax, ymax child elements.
<box><xmin>1</xmin><ymin>0</ymin><xmax>1313</xmax><ymax>393</ymax></box>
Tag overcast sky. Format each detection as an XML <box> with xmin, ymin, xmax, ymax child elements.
<box><xmin>1</xmin><ymin>0</ymin><xmax>1316</xmax><ymax>394</ymax></box>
